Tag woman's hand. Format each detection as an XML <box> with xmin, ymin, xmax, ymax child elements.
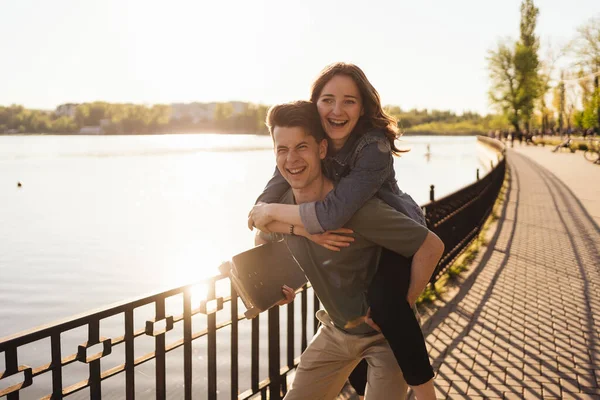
<box><xmin>306</xmin><ymin>228</ymin><xmax>355</xmax><ymax>252</ymax></box>
<box><xmin>248</xmin><ymin>203</ymin><xmax>273</xmax><ymax>232</ymax></box>
<box><xmin>276</xmin><ymin>285</ymin><xmax>296</xmax><ymax>306</ymax></box>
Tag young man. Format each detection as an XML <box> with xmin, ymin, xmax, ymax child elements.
<box><xmin>256</xmin><ymin>101</ymin><xmax>444</xmax><ymax>400</ymax></box>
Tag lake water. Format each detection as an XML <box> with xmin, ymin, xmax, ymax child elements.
<box><xmin>0</xmin><ymin>134</ymin><xmax>497</xmax><ymax>398</ymax></box>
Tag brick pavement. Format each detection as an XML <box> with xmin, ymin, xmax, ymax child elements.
<box><xmin>512</xmin><ymin>145</ymin><xmax>600</xmax><ymax>227</ymax></box>
<box><xmin>336</xmin><ymin>148</ymin><xmax>600</xmax><ymax>399</ymax></box>
<box><xmin>415</xmin><ymin>149</ymin><xmax>600</xmax><ymax>399</ymax></box>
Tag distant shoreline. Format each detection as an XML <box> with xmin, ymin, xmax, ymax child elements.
<box><xmin>1</xmin><ymin>130</ymin><xmax>482</xmax><ymax>137</ymax></box>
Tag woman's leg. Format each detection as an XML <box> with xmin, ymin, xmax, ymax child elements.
<box><xmin>366</xmin><ymin>248</ymin><xmax>435</xmax><ymax>387</ymax></box>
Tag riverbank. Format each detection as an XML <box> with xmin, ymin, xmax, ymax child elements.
<box><xmin>2</xmin><ymin>130</ymin><xmax>483</xmax><ymax>136</ymax></box>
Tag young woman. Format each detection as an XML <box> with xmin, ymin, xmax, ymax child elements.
<box><xmin>249</xmin><ymin>62</ymin><xmax>436</xmax><ymax>399</ymax></box>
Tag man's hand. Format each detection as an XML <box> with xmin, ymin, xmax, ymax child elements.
<box><xmin>306</xmin><ymin>228</ymin><xmax>355</xmax><ymax>251</ymax></box>
<box><xmin>275</xmin><ymin>285</ymin><xmax>296</xmax><ymax>306</ymax></box>
<box><xmin>248</xmin><ymin>203</ymin><xmax>274</xmax><ymax>232</ymax></box>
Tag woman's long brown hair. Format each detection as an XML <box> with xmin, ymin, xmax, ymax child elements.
<box><xmin>310</xmin><ymin>62</ymin><xmax>405</xmax><ymax>155</ymax></box>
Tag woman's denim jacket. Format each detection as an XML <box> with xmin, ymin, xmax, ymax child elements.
<box><xmin>256</xmin><ymin>129</ymin><xmax>426</xmax><ymax>234</ymax></box>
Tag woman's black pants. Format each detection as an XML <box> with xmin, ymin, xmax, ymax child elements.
<box><xmin>348</xmin><ymin>247</ymin><xmax>434</xmax><ymax>395</ymax></box>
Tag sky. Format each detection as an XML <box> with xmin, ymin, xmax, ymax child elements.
<box><xmin>0</xmin><ymin>0</ymin><xmax>597</xmax><ymax>115</ymax></box>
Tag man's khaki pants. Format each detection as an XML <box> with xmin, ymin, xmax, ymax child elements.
<box><xmin>284</xmin><ymin>310</ymin><xmax>407</xmax><ymax>400</ymax></box>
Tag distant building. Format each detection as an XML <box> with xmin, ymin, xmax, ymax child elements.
<box><xmin>79</xmin><ymin>126</ymin><xmax>103</xmax><ymax>135</ymax></box>
<box><xmin>55</xmin><ymin>103</ymin><xmax>78</xmax><ymax>118</ymax></box>
<box><xmin>169</xmin><ymin>101</ymin><xmax>249</xmax><ymax>122</ymax></box>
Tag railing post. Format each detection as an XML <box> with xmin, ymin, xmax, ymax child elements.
<box><xmin>268</xmin><ymin>307</ymin><xmax>282</xmax><ymax>400</ymax></box>
<box><xmin>125</xmin><ymin>309</ymin><xmax>135</xmax><ymax>400</ymax></box>
<box><xmin>301</xmin><ymin>288</ymin><xmax>308</xmax><ymax>352</ymax></box>
<box><xmin>251</xmin><ymin>316</ymin><xmax>260</xmax><ymax>393</ymax></box>
<box><xmin>155</xmin><ymin>299</ymin><xmax>167</xmax><ymax>400</ymax></box>
<box><xmin>88</xmin><ymin>320</ymin><xmax>102</xmax><ymax>400</ymax></box>
<box><xmin>429</xmin><ymin>185</ymin><xmax>435</xmax><ymax>202</ymax></box>
<box><xmin>287</xmin><ymin>302</ymin><xmax>295</xmax><ymax>369</ymax></box>
<box><xmin>207</xmin><ymin>284</ymin><xmax>217</xmax><ymax>400</ymax></box>
<box><xmin>51</xmin><ymin>332</ymin><xmax>63</xmax><ymax>399</ymax></box>
<box><xmin>183</xmin><ymin>289</ymin><xmax>193</xmax><ymax>400</ymax></box>
<box><xmin>5</xmin><ymin>347</ymin><xmax>18</xmax><ymax>400</ymax></box>
<box><xmin>230</xmin><ymin>280</ymin><xmax>239</xmax><ymax>399</ymax></box>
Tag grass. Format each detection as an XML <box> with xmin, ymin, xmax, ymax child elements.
<box><xmin>415</xmin><ymin>165</ymin><xmax>509</xmax><ymax>306</ymax></box>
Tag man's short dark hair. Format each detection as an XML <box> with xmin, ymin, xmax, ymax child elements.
<box><xmin>266</xmin><ymin>101</ymin><xmax>326</xmax><ymax>142</ymax></box>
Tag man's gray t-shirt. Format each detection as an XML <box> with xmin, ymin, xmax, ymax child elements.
<box><xmin>262</xmin><ymin>189</ymin><xmax>429</xmax><ymax>335</ymax></box>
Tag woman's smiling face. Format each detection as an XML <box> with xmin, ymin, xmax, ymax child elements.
<box><xmin>316</xmin><ymin>74</ymin><xmax>364</xmax><ymax>151</ymax></box>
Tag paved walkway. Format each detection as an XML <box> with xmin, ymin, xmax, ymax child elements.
<box><xmin>513</xmin><ymin>145</ymin><xmax>600</xmax><ymax>227</ymax></box>
<box><xmin>415</xmin><ymin>148</ymin><xmax>600</xmax><ymax>399</ymax></box>
<box><xmin>338</xmin><ymin>146</ymin><xmax>600</xmax><ymax>399</ymax></box>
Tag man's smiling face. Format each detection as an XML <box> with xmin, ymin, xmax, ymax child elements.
<box><xmin>273</xmin><ymin>125</ymin><xmax>327</xmax><ymax>190</ymax></box>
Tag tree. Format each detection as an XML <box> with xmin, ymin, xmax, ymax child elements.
<box><xmin>537</xmin><ymin>44</ymin><xmax>561</xmax><ymax>134</ymax></box>
<box><xmin>148</xmin><ymin>105</ymin><xmax>170</xmax><ymax>133</ymax></box>
<box><xmin>51</xmin><ymin>116</ymin><xmax>78</xmax><ymax>133</ymax></box>
<box><xmin>564</xmin><ymin>79</ymin><xmax>579</xmax><ymax>131</ymax></box>
<box><xmin>214</xmin><ymin>103</ymin><xmax>234</xmax><ymax>130</ymax></box>
<box><xmin>214</xmin><ymin>103</ymin><xmax>234</xmax><ymax>122</ymax></box>
<box><xmin>569</xmin><ymin>15</ymin><xmax>600</xmax><ymax>74</ymax></box>
<box><xmin>515</xmin><ymin>0</ymin><xmax>542</xmax><ymax>130</ymax></box>
<box><xmin>568</xmin><ymin>14</ymin><xmax>600</xmax><ymax>129</ymax></box>
<box><xmin>488</xmin><ymin>40</ymin><xmax>521</xmax><ymax>132</ymax></box>
<box><xmin>487</xmin><ymin>0</ymin><xmax>541</xmax><ymax>133</ymax></box>
<box><xmin>74</xmin><ymin>104</ymin><xmax>89</xmax><ymax>127</ymax></box>
<box><xmin>552</xmin><ymin>75</ymin><xmax>566</xmax><ymax>131</ymax></box>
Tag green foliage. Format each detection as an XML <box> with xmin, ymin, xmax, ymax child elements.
<box><xmin>487</xmin><ymin>41</ymin><xmax>520</xmax><ymax>129</ymax></box>
<box><xmin>214</xmin><ymin>103</ymin><xmax>234</xmax><ymax>124</ymax></box>
<box><xmin>581</xmin><ymin>89</ymin><xmax>599</xmax><ymax>129</ymax></box>
<box><xmin>52</xmin><ymin>116</ymin><xmax>78</xmax><ymax>133</ymax></box>
<box><xmin>399</xmin><ymin>111</ymin><xmax>508</xmax><ymax>135</ymax></box>
<box><xmin>386</xmin><ymin>107</ymin><xmax>484</xmax><ymax>129</ymax></box>
<box><xmin>210</xmin><ymin>103</ymin><xmax>269</xmax><ymax>133</ymax></box>
<box><xmin>374</xmin><ymin>106</ymin><xmax>510</xmax><ymax>135</ymax></box>
<box><xmin>0</xmin><ymin>101</ymin><xmax>270</xmax><ymax>135</ymax></box>
<box><xmin>72</xmin><ymin>102</ymin><xmax>171</xmax><ymax>134</ymax></box>
<box><xmin>0</xmin><ymin>104</ymin><xmax>69</xmax><ymax>133</ymax></box>
<box><xmin>2</xmin><ymin>100</ymin><xmax>508</xmax><ymax>136</ymax></box>
<box><xmin>487</xmin><ymin>0</ymin><xmax>542</xmax><ymax>132</ymax></box>
<box><xmin>515</xmin><ymin>0</ymin><xmax>542</xmax><ymax>126</ymax></box>
<box><xmin>568</xmin><ymin>15</ymin><xmax>600</xmax><ymax>73</ymax></box>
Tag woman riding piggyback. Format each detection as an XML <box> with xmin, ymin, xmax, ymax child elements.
<box><xmin>250</xmin><ymin>62</ymin><xmax>437</xmax><ymax>399</ymax></box>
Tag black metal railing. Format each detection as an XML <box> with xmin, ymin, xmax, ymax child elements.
<box><xmin>0</xmin><ymin>274</ymin><xmax>321</xmax><ymax>400</ymax></box>
<box><xmin>424</xmin><ymin>136</ymin><xmax>506</xmax><ymax>281</ymax></box>
<box><xmin>1</xmin><ymin>136</ymin><xmax>506</xmax><ymax>400</ymax></box>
